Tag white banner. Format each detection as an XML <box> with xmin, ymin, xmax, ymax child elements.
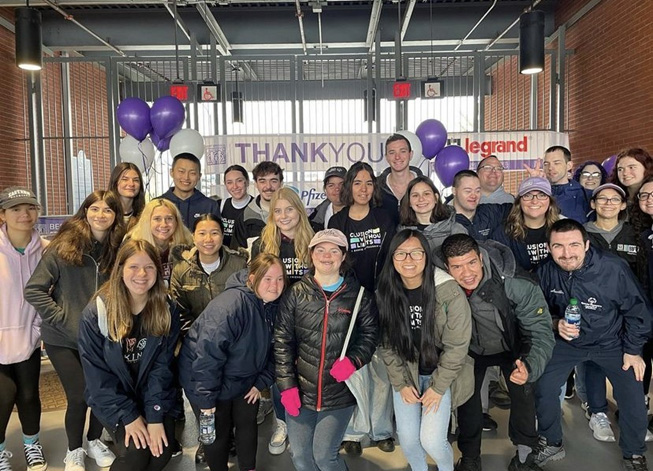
<box><xmin>204</xmin><ymin>131</ymin><xmax>569</xmax><ymax>209</ymax></box>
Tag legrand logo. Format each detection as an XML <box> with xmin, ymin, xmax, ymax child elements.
<box><xmin>464</xmin><ymin>136</ymin><xmax>528</xmax><ymax>158</ymax></box>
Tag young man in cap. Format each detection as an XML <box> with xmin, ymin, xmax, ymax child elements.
<box><xmin>309</xmin><ymin>166</ymin><xmax>346</xmax><ymax>232</ymax></box>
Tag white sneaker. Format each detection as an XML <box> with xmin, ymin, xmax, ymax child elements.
<box><xmin>64</xmin><ymin>448</ymin><xmax>86</xmax><ymax>471</ymax></box>
<box><xmin>589</xmin><ymin>412</ymin><xmax>616</xmax><ymax>442</ymax></box>
<box><xmin>268</xmin><ymin>418</ymin><xmax>287</xmax><ymax>455</ymax></box>
<box><xmin>86</xmin><ymin>440</ymin><xmax>115</xmax><ymax>468</ymax></box>
<box><xmin>0</xmin><ymin>450</ymin><xmax>13</xmax><ymax>471</ymax></box>
<box><xmin>646</xmin><ymin>429</ymin><xmax>653</xmax><ymax>442</ymax></box>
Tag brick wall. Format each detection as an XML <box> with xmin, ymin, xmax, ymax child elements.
<box><xmin>554</xmin><ymin>0</ymin><xmax>653</xmax><ymax>163</ymax></box>
<box><xmin>0</xmin><ymin>8</ymin><xmax>31</xmax><ymax>190</ymax></box>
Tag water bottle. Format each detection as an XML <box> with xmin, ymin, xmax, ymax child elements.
<box><xmin>564</xmin><ymin>298</ymin><xmax>581</xmax><ymax>338</ymax></box>
<box><xmin>199</xmin><ymin>410</ymin><xmax>216</xmax><ymax>445</ymax></box>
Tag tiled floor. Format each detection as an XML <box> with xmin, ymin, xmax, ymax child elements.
<box><xmin>4</xmin><ymin>369</ymin><xmax>652</xmax><ymax>471</ymax></box>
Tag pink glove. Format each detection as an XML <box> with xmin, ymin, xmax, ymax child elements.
<box><xmin>330</xmin><ymin>357</ymin><xmax>356</xmax><ymax>382</ymax></box>
<box><xmin>280</xmin><ymin>387</ymin><xmax>301</xmax><ymax>417</ymax></box>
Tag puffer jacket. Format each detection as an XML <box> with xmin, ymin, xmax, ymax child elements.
<box><xmin>25</xmin><ymin>240</ymin><xmax>108</xmax><ymax>349</ymax></box>
<box><xmin>169</xmin><ymin>244</ymin><xmax>248</xmax><ymax>331</ymax></box>
<box><xmin>78</xmin><ymin>296</ymin><xmax>182</xmax><ymax>431</ymax></box>
<box><xmin>274</xmin><ymin>272</ymin><xmax>378</xmax><ymax>411</ymax></box>
<box><xmin>0</xmin><ymin>225</ymin><xmax>49</xmax><ymax>364</ymax></box>
<box><xmin>380</xmin><ymin>268</ymin><xmax>474</xmax><ymax>410</ymax></box>
<box><xmin>179</xmin><ymin>270</ymin><xmax>278</xmax><ymax>409</ymax></box>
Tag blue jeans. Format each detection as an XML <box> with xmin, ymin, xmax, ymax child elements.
<box><xmin>536</xmin><ymin>340</ymin><xmax>647</xmax><ymax>457</ymax></box>
<box><xmin>286</xmin><ymin>405</ymin><xmax>355</xmax><ymax>471</ymax></box>
<box><xmin>393</xmin><ymin>376</ymin><xmax>453</xmax><ymax>471</ymax></box>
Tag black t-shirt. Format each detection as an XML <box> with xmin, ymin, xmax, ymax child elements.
<box><xmin>344</xmin><ymin>213</ymin><xmax>384</xmax><ymax>291</ymax></box>
<box><xmin>221</xmin><ymin>197</ymin><xmax>251</xmax><ymax>248</ymax></box>
<box><xmin>279</xmin><ymin>236</ymin><xmax>309</xmax><ymax>285</ymax></box>
<box><xmin>123</xmin><ymin>314</ymin><xmax>147</xmax><ymax>382</ymax></box>
<box><xmin>524</xmin><ymin>225</ymin><xmax>550</xmax><ymax>269</ymax></box>
<box><xmin>406</xmin><ymin>286</ymin><xmax>434</xmax><ymax>375</ymax></box>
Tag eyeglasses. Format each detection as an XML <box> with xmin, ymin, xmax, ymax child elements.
<box><xmin>581</xmin><ymin>172</ymin><xmax>602</xmax><ymax>179</ymax></box>
<box><xmin>393</xmin><ymin>250</ymin><xmax>425</xmax><ymax>261</ymax></box>
<box><xmin>521</xmin><ymin>193</ymin><xmax>549</xmax><ymax>201</ymax></box>
<box><xmin>595</xmin><ymin>196</ymin><xmax>623</xmax><ymax>204</ymax></box>
<box><xmin>478</xmin><ymin>165</ymin><xmax>505</xmax><ymax>173</ymax></box>
<box><xmin>637</xmin><ymin>192</ymin><xmax>653</xmax><ymax>201</ymax></box>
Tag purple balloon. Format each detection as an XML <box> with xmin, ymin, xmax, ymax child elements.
<box><xmin>151</xmin><ymin>133</ymin><xmax>171</xmax><ymax>152</ymax></box>
<box><xmin>602</xmin><ymin>155</ymin><xmax>617</xmax><ymax>175</ymax></box>
<box><xmin>150</xmin><ymin>96</ymin><xmax>185</xmax><ymax>139</ymax></box>
<box><xmin>434</xmin><ymin>145</ymin><xmax>470</xmax><ymax>187</ymax></box>
<box><xmin>416</xmin><ymin>119</ymin><xmax>448</xmax><ymax>159</ymax></box>
<box><xmin>116</xmin><ymin>97</ymin><xmax>152</xmax><ymax>141</ymax></box>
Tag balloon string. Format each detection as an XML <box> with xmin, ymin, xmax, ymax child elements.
<box><xmin>137</xmin><ymin>140</ymin><xmax>151</xmax><ymax>192</ymax></box>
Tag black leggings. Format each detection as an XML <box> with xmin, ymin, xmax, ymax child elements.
<box><xmin>106</xmin><ymin>415</ymin><xmax>176</xmax><ymax>471</ymax></box>
<box><xmin>204</xmin><ymin>397</ymin><xmax>258</xmax><ymax>471</ymax></box>
<box><xmin>0</xmin><ymin>349</ymin><xmax>41</xmax><ymax>443</ymax></box>
<box><xmin>45</xmin><ymin>343</ymin><xmax>103</xmax><ymax>450</ymax></box>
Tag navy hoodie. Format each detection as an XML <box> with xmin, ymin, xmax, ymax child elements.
<box><xmin>160</xmin><ymin>188</ymin><xmax>221</xmax><ymax>229</ymax></box>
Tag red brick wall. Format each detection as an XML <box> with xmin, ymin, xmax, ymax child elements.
<box><xmin>553</xmin><ymin>0</ymin><xmax>653</xmax><ymax>163</ymax></box>
<box><xmin>0</xmin><ymin>8</ymin><xmax>31</xmax><ymax>190</ymax></box>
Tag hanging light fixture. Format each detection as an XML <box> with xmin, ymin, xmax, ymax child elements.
<box><xmin>519</xmin><ymin>10</ymin><xmax>545</xmax><ymax>75</ymax></box>
<box><xmin>232</xmin><ymin>65</ymin><xmax>243</xmax><ymax>123</ymax></box>
<box><xmin>15</xmin><ymin>5</ymin><xmax>42</xmax><ymax>71</ymax></box>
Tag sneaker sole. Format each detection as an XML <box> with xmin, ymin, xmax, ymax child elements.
<box><xmin>268</xmin><ymin>441</ymin><xmax>287</xmax><ymax>455</ymax></box>
<box><xmin>27</xmin><ymin>464</ymin><xmax>48</xmax><ymax>471</ymax></box>
<box><xmin>589</xmin><ymin>423</ymin><xmax>616</xmax><ymax>442</ymax></box>
<box><xmin>537</xmin><ymin>449</ymin><xmax>566</xmax><ymax>466</ymax></box>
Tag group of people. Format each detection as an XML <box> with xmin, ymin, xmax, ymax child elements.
<box><xmin>1</xmin><ymin>136</ymin><xmax>653</xmax><ymax>471</ymax></box>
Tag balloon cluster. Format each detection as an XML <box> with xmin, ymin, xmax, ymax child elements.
<box><xmin>116</xmin><ymin>96</ymin><xmax>205</xmax><ymax>173</ymax></box>
<box><xmin>399</xmin><ymin>119</ymin><xmax>470</xmax><ymax>187</ymax></box>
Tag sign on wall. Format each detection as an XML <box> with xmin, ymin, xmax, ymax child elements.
<box><xmin>204</xmin><ymin>131</ymin><xmax>569</xmax><ymax>209</ymax></box>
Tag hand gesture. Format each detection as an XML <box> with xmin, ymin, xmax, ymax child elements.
<box><xmin>510</xmin><ymin>359</ymin><xmax>529</xmax><ymax>385</ymax></box>
<box><xmin>523</xmin><ymin>159</ymin><xmax>546</xmax><ymax>178</ymax></box>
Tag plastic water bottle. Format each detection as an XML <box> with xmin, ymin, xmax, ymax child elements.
<box><xmin>199</xmin><ymin>411</ymin><xmax>216</xmax><ymax>445</ymax></box>
<box><xmin>564</xmin><ymin>298</ymin><xmax>581</xmax><ymax>338</ymax></box>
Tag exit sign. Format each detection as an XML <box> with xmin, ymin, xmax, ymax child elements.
<box><xmin>392</xmin><ymin>81</ymin><xmax>411</xmax><ymax>99</ymax></box>
<box><xmin>170</xmin><ymin>83</ymin><xmax>189</xmax><ymax>101</ymax></box>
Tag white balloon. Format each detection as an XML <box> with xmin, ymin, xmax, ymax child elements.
<box><xmin>170</xmin><ymin>128</ymin><xmax>205</xmax><ymax>158</ymax></box>
<box><xmin>397</xmin><ymin>130</ymin><xmax>425</xmax><ymax>169</ymax></box>
<box><xmin>119</xmin><ymin>135</ymin><xmax>155</xmax><ymax>172</ymax></box>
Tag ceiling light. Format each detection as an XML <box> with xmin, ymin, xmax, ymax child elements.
<box><xmin>519</xmin><ymin>10</ymin><xmax>545</xmax><ymax>75</ymax></box>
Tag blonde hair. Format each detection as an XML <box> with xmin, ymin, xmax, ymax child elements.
<box><xmin>127</xmin><ymin>199</ymin><xmax>192</xmax><ymax>250</ymax></box>
<box><xmin>98</xmin><ymin>239</ymin><xmax>171</xmax><ymax>341</ymax></box>
<box><xmin>505</xmin><ymin>195</ymin><xmax>561</xmax><ymax>241</ymax></box>
<box><xmin>259</xmin><ymin>188</ymin><xmax>314</xmax><ymax>265</ymax></box>
<box><xmin>247</xmin><ymin>253</ymin><xmax>287</xmax><ymax>297</ymax></box>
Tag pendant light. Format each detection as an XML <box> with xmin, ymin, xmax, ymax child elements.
<box><xmin>15</xmin><ymin>5</ymin><xmax>42</xmax><ymax>71</ymax></box>
<box><xmin>519</xmin><ymin>10</ymin><xmax>545</xmax><ymax>75</ymax></box>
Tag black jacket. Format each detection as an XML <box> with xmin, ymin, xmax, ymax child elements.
<box><xmin>178</xmin><ymin>270</ymin><xmax>278</xmax><ymax>409</ymax></box>
<box><xmin>78</xmin><ymin>296</ymin><xmax>182</xmax><ymax>432</ymax></box>
<box><xmin>274</xmin><ymin>272</ymin><xmax>378</xmax><ymax>411</ymax></box>
<box><xmin>378</xmin><ymin>166</ymin><xmax>424</xmax><ymax>226</ymax></box>
<box><xmin>230</xmin><ymin>196</ymin><xmax>267</xmax><ymax>250</ymax></box>
<box><xmin>537</xmin><ymin>247</ymin><xmax>651</xmax><ymax>354</ymax></box>
<box><xmin>585</xmin><ymin>221</ymin><xmax>639</xmax><ymax>276</ymax></box>
<box><xmin>25</xmin><ymin>241</ymin><xmax>108</xmax><ymax>349</ymax></box>
<box><xmin>455</xmin><ymin>203</ymin><xmax>512</xmax><ymax>241</ymax></box>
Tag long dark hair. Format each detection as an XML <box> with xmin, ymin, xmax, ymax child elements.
<box><xmin>376</xmin><ymin>229</ymin><xmax>438</xmax><ymax>366</ymax></box>
<box><xmin>340</xmin><ymin>162</ymin><xmax>382</xmax><ymax>208</ymax></box>
<box><xmin>46</xmin><ymin>190</ymin><xmax>125</xmax><ymax>273</ymax></box>
<box><xmin>399</xmin><ymin>176</ymin><xmax>449</xmax><ymax>225</ymax></box>
<box><xmin>108</xmin><ymin>163</ymin><xmax>145</xmax><ymax>219</ymax></box>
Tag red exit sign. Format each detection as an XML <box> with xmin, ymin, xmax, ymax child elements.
<box><xmin>392</xmin><ymin>81</ymin><xmax>411</xmax><ymax>99</ymax></box>
<box><xmin>170</xmin><ymin>83</ymin><xmax>189</xmax><ymax>101</ymax></box>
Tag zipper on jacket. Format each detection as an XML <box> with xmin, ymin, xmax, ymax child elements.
<box><xmin>315</xmin><ymin>281</ymin><xmax>347</xmax><ymax>411</ymax></box>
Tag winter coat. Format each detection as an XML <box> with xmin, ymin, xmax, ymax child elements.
<box><xmin>25</xmin><ymin>240</ymin><xmax>108</xmax><ymax>349</ymax></box>
<box><xmin>308</xmin><ymin>199</ymin><xmax>333</xmax><ymax>233</ymax></box>
<box><xmin>537</xmin><ymin>247</ymin><xmax>651</xmax><ymax>355</ymax></box>
<box><xmin>0</xmin><ymin>226</ymin><xmax>49</xmax><ymax>364</ymax></box>
<box><xmin>454</xmin><ymin>203</ymin><xmax>512</xmax><ymax>241</ymax></box>
<box><xmin>274</xmin><ymin>272</ymin><xmax>378</xmax><ymax>411</ymax></box>
<box><xmin>178</xmin><ymin>270</ymin><xmax>278</xmax><ymax>409</ymax></box>
<box><xmin>468</xmin><ymin>241</ymin><xmax>554</xmax><ymax>381</ymax></box>
<box><xmin>379</xmin><ymin>268</ymin><xmax>474</xmax><ymax>409</ymax></box>
<box><xmin>378</xmin><ymin>166</ymin><xmax>424</xmax><ymax>225</ymax></box>
<box><xmin>551</xmin><ymin>180</ymin><xmax>591</xmax><ymax>223</ymax></box>
<box><xmin>230</xmin><ymin>196</ymin><xmax>267</xmax><ymax>250</ymax></box>
<box><xmin>160</xmin><ymin>188</ymin><xmax>221</xmax><ymax>229</ymax></box>
<box><xmin>169</xmin><ymin>244</ymin><xmax>248</xmax><ymax>331</ymax></box>
<box><xmin>400</xmin><ymin>211</ymin><xmax>468</xmax><ymax>266</ymax></box>
<box><xmin>585</xmin><ymin>221</ymin><xmax>639</xmax><ymax>276</ymax></box>
<box><xmin>78</xmin><ymin>296</ymin><xmax>181</xmax><ymax>431</ymax></box>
